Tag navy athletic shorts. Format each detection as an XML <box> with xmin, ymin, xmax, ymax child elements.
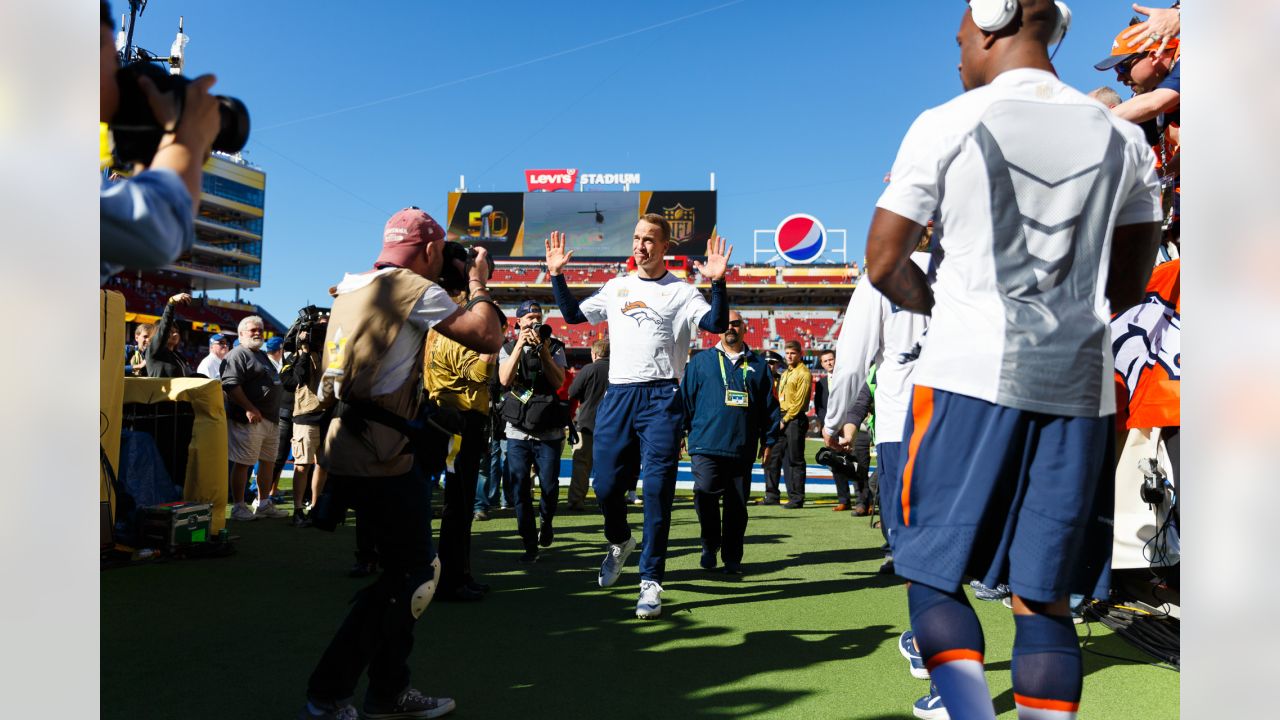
<box><xmin>892</xmin><ymin>386</ymin><xmax>1115</xmax><ymax>604</ymax></box>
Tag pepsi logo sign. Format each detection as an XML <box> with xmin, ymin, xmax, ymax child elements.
<box><xmin>774</xmin><ymin>214</ymin><xmax>827</xmax><ymax>265</ymax></box>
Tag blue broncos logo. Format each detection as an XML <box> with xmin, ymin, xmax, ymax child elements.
<box><xmin>621</xmin><ymin>300</ymin><xmax>663</xmax><ymax>329</ymax></box>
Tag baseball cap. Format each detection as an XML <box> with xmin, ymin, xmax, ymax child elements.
<box><xmin>1095</xmin><ymin>27</ymin><xmax>1180</xmax><ymax>71</ymax></box>
<box><xmin>375</xmin><ymin>207</ymin><xmax>445</xmax><ymax>268</ymax></box>
<box><xmin>517</xmin><ymin>300</ymin><xmax>543</xmax><ymax>318</ymax></box>
<box><xmin>209</xmin><ymin>333</ymin><xmax>230</xmax><ymax>345</ymax></box>
<box><xmin>765</xmin><ymin>351</ymin><xmax>784</xmax><ymax>365</ymax></box>
<box><xmin>264</xmin><ymin>337</ymin><xmax>284</xmax><ymax>352</ymax></box>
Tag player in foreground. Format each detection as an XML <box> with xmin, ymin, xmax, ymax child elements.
<box><xmin>864</xmin><ymin>1</ymin><xmax>1162</xmax><ymax>717</ymax></box>
<box><xmin>547</xmin><ymin>215</ymin><xmax>730</xmax><ymax>618</ymax></box>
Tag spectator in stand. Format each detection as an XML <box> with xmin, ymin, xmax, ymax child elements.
<box><xmin>1088</xmin><ymin>86</ymin><xmax>1123</xmax><ymax>109</ymax></box>
<box><xmin>1096</xmin><ymin>14</ymin><xmax>1180</xmax><ymax>125</ymax></box>
<box><xmin>681</xmin><ymin>311</ymin><xmax>780</xmax><ymax>573</ymax></box>
<box><xmin>145</xmin><ymin>292</ymin><xmax>194</xmax><ymax>378</ymax></box>
<box><xmin>425</xmin><ymin>304</ymin><xmax>505</xmax><ymax>601</ymax></box>
<box><xmin>196</xmin><ymin>333</ymin><xmax>231</xmax><ymax>379</ymax></box>
<box><xmin>222</xmin><ymin>315</ymin><xmax>288</xmax><ymax>521</ymax></box>
<box><xmin>777</xmin><ymin>340</ymin><xmax>812</xmax><ymax>509</ymax></box>
<box><xmin>566</xmin><ymin>339</ymin><xmax>610</xmax><ymax>512</ymax></box>
<box><xmin>126</xmin><ymin>323</ymin><xmax>153</xmax><ymax>376</ymax></box>
<box><xmin>498</xmin><ymin>300</ymin><xmax>569</xmax><ymax>562</ymax></box>
<box><xmin>760</xmin><ymin>351</ymin><xmax>786</xmax><ymax>504</ymax></box>
<box><xmin>99</xmin><ymin>1</ymin><xmax>220</xmax><ymax>285</ymax></box>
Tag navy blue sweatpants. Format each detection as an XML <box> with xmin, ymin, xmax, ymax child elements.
<box><xmin>591</xmin><ymin>380</ymin><xmax>683</xmax><ymax>583</ymax></box>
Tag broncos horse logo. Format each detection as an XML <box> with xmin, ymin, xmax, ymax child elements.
<box><xmin>621</xmin><ymin>300</ymin><xmax>663</xmax><ymax>329</ymax></box>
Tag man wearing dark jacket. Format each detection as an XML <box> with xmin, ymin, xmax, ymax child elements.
<box><xmin>565</xmin><ymin>339</ymin><xmax>610</xmax><ymax>511</ymax></box>
<box><xmin>681</xmin><ymin>311</ymin><xmax>781</xmax><ymax>573</ymax></box>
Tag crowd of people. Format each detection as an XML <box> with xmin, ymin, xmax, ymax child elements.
<box><xmin>100</xmin><ymin>1</ymin><xmax>1182</xmax><ymax>719</ymax></box>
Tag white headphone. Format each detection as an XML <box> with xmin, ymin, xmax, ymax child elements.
<box><xmin>970</xmin><ymin>0</ymin><xmax>1072</xmax><ymax>46</ymax></box>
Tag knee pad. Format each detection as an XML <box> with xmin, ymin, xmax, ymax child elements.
<box><xmin>408</xmin><ymin>556</ymin><xmax>441</xmax><ymax>620</ymax></box>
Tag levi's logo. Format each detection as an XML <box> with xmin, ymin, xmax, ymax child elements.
<box><xmin>525</xmin><ymin>169</ymin><xmax>579</xmax><ymax>192</ymax></box>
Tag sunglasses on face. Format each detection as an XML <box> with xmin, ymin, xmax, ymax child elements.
<box><xmin>727</xmin><ymin>320</ymin><xmax>744</xmax><ymax>327</ymax></box>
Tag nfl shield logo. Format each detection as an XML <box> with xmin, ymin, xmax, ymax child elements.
<box><xmin>663</xmin><ymin>204</ymin><xmax>696</xmax><ymax>243</ymax></box>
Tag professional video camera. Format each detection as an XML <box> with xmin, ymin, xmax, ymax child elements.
<box><xmin>816</xmin><ymin>446</ymin><xmax>858</xmax><ymax>476</ymax></box>
<box><xmin>110</xmin><ymin>60</ymin><xmax>250</xmax><ymax>166</ymax></box>
<box><xmin>283</xmin><ymin>305</ymin><xmax>329</xmax><ymax>354</ymax></box>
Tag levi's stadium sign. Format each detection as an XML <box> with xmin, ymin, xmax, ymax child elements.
<box><xmin>525</xmin><ymin>169</ymin><xmax>579</xmax><ymax>192</ymax></box>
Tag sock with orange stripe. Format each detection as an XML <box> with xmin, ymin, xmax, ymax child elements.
<box><xmin>1011</xmin><ymin>613</ymin><xmax>1082</xmax><ymax>719</ymax></box>
<box><xmin>908</xmin><ymin>583</ymin><xmax>996</xmax><ymax>720</ymax></box>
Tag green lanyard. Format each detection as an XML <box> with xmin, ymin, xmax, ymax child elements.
<box><xmin>718</xmin><ymin>351</ymin><xmax>749</xmax><ymax>389</ymax></box>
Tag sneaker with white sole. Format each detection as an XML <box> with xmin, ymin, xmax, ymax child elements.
<box><xmin>598</xmin><ymin>536</ymin><xmax>637</xmax><ymax>588</ymax></box>
<box><xmin>969</xmin><ymin>579</ymin><xmax>1011</xmax><ymax>602</ymax></box>
<box><xmin>255</xmin><ymin>499</ymin><xmax>290</xmax><ymax>519</ymax></box>
<box><xmin>913</xmin><ymin>684</ymin><xmax>950</xmax><ymax>719</ymax></box>
<box><xmin>364</xmin><ymin>687</ymin><xmax>455</xmax><ymax>719</ymax></box>
<box><xmin>297</xmin><ymin>698</ymin><xmax>359</xmax><ymax>720</ymax></box>
<box><xmin>899</xmin><ymin>630</ymin><xmax>930</xmax><ymax>679</ymax></box>
<box><xmin>636</xmin><ymin>580</ymin><xmax>663</xmax><ymax>619</ymax></box>
<box><xmin>231</xmin><ymin>503</ymin><xmax>257</xmax><ymax>522</ymax></box>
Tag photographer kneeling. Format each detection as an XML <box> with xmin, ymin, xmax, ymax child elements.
<box><xmin>498</xmin><ymin>300</ymin><xmax>569</xmax><ymax>563</ymax></box>
<box><xmin>300</xmin><ymin>208</ymin><xmax>502</xmax><ymax>720</ymax></box>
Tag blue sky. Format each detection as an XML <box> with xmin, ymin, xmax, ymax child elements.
<box><xmin>119</xmin><ymin>0</ymin><xmax>1137</xmax><ymax>317</ymax></box>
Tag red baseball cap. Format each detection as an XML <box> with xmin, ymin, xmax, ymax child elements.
<box><xmin>375</xmin><ymin>207</ymin><xmax>445</xmax><ymax>268</ymax></box>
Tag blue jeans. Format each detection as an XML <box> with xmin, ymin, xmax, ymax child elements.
<box><xmin>506</xmin><ymin>436</ymin><xmax>564</xmax><ymax>552</ymax></box>
<box><xmin>475</xmin><ymin>438</ymin><xmax>509</xmax><ymax>512</ymax></box>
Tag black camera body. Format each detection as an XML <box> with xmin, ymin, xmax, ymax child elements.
<box><xmin>111</xmin><ymin>60</ymin><xmax>251</xmax><ymax>166</ymax></box>
<box><xmin>528</xmin><ymin>322</ymin><xmax>554</xmax><ymax>342</ymax></box>
<box><xmin>816</xmin><ymin>446</ymin><xmax>858</xmax><ymax>476</ymax></box>
<box><xmin>438</xmin><ymin>241</ymin><xmax>479</xmax><ymax>295</ymax></box>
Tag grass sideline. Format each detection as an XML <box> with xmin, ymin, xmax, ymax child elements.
<box><xmin>102</xmin><ymin>481</ymin><xmax>1177</xmax><ymax>719</ymax></box>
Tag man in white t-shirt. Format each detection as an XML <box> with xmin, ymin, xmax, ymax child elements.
<box><xmin>299</xmin><ymin>207</ymin><xmax>503</xmax><ymax>720</ymax></box>
<box><xmin>860</xmin><ymin>3</ymin><xmax>1164</xmax><ymax>719</ymax></box>
<box><xmin>196</xmin><ymin>333</ymin><xmax>231</xmax><ymax>379</ymax></box>
<box><xmin>547</xmin><ymin>214</ymin><xmax>730</xmax><ymax>619</ymax></box>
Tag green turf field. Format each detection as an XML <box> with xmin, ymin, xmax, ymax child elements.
<box><xmin>101</xmin><ymin>491</ymin><xmax>1178</xmax><ymax>719</ymax></box>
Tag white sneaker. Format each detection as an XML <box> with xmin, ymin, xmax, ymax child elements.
<box><xmin>231</xmin><ymin>503</ymin><xmax>257</xmax><ymax>521</ymax></box>
<box><xmin>598</xmin><ymin>536</ymin><xmax>637</xmax><ymax>588</ymax></box>
<box><xmin>255</xmin><ymin>499</ymin><xmax>289</xmax><ymax>519</ymax></box>
<box><xmin>636</xmin><ymin>580</ymin><xmax>663</xmax><ymax>619</ymax></box>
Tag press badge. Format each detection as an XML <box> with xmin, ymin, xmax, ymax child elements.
<box><xmin>512</xmin><ymin>387</ymin><xmax>533</xmax><ymax>405</ymax></box>
<box><xmin>725</xmin><ymin>389</ymin><xmax>749</xmax><ymax>407</ymax></box>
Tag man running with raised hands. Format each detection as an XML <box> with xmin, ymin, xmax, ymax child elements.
<box><xmin>547</xmin><ymin>215</ymin><xmax>730</xmax><ymax>618</ymax></box>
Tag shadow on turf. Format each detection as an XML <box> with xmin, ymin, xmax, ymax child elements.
<box><xmin>102</xmin><ymin>494</ymin><xmax>906</xmax><ymax>719</ymax></box>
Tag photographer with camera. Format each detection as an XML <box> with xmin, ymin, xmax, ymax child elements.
<box><xmin>814</xmin><ymin>350</ymin><xmax>871</xmax><ymax>515</ymax></box>
<box><xmin>299</xmin><ymin>208</ymin><xmax>501</xmax><ymax>720</ymax></box>
<box><xmin>99</xmin><ymin>2</ymin><xmax>220</xmax><ymax>285</ymax></box>
<box><xmin>498</xmin><ymin>300</ymin><xmax>569</xmax><ymax>563</ymax></box>
<box><xmin>281</xmin><ymin>307</ymin><xmax>328</xmax><ymax>527</ymax></box>
<box><xmin>681</xmin><ymin>311</ymin><xmax>780</xmax><ymax>574</ymax></box>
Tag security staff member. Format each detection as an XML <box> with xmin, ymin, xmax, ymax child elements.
<box><xmin>298</xmin><ymin>208</ymin><xmax>503</xmax><ymax>720</ymax></box>
<box><xmin>498</xmin><ymin>300</ymin><xmax>568</xmax><ymax>563</ymax></box>
<box><xmin>681</xmin><ymin>311</ymin><xmax>781</xmax><ymax>573</ymax></box>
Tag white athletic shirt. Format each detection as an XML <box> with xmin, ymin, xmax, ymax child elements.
<box><xmin>877</xmin><ymin>69</ymin><xmax>1162</xmax><ymax>417</ymax></box>
<box><xmin>329</xmin><ymin>269</ymin><xmax>459</xmax><ymax>398</ymax></box>
<box><xmin>578</xmin><ymin>272</ymin><xmax>711</xmax><ymax>384</ymax></box>
<box><xmin>824</xmin><ymin>252</ymin><xmax>931</xmax><ymax>445</ymax></box>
